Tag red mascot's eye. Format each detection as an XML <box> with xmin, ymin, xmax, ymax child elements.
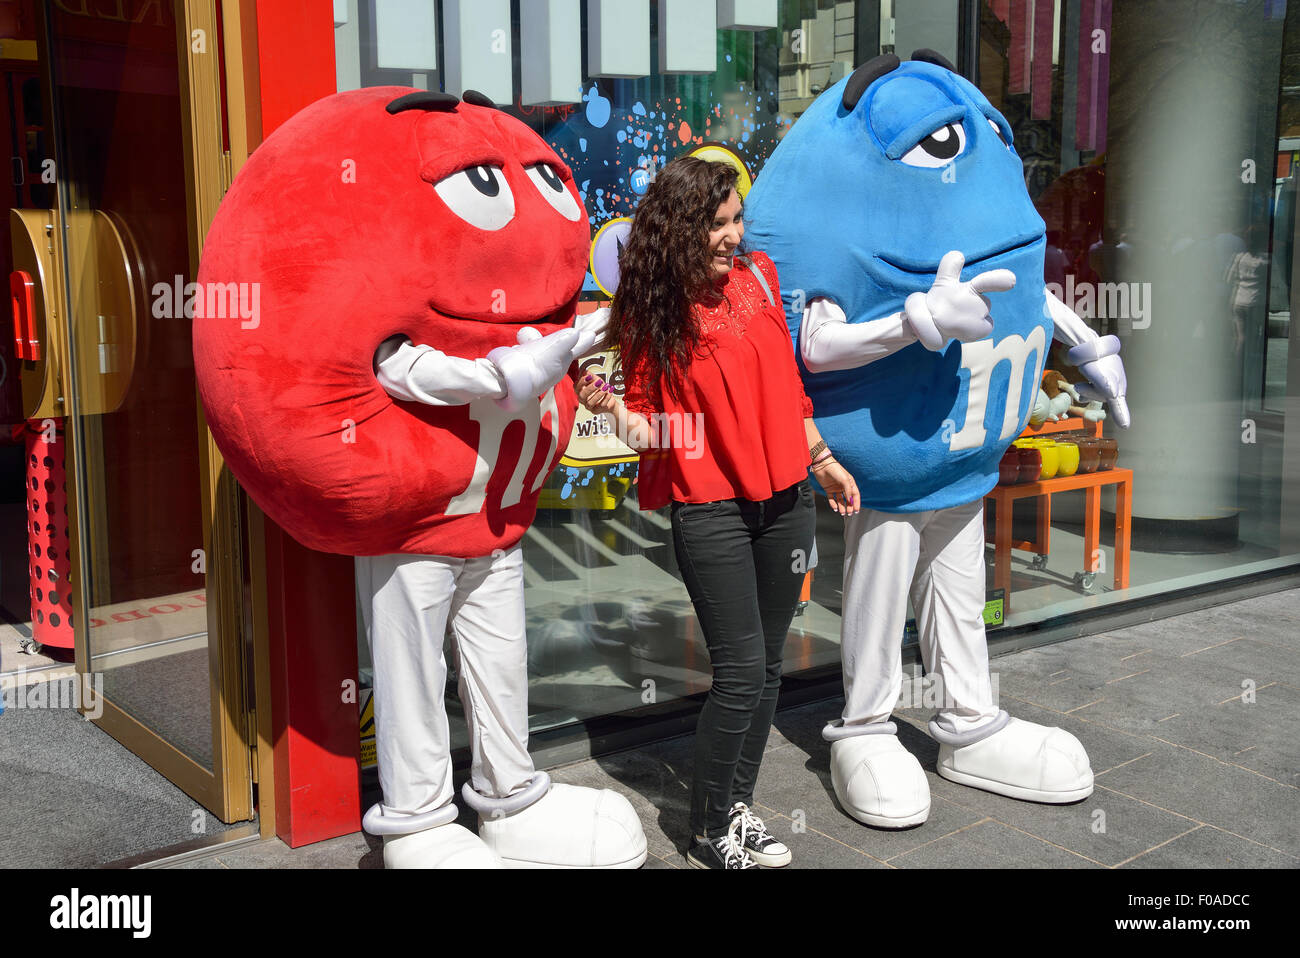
<box><xmin>434</xmin><ymin>165</ymin><xmax>515</xmax><ymax>230</ymax></box>
<box><xmin>465</xmin><ymin>165</ymin><xmax>502</xmax><ymax>195</ymax></box>
<box><xmin>525</xmin><ymin>163</ymin><xmax>582</xmax><ymax>222</ymax></box>
<box><xmin>532</xmin><ymin>163</ymin><xmax>562</xmax><ymax>191</ymax></box>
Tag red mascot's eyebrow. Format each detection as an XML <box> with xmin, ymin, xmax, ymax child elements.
<box><xmin>419</xmin><ymin>149</ymin><xmax>510</xmax><ymax>183</ymax></box>
<box><xmin>386</xmin><ymin>90</ymin><xmax>459</xmax><ymax>113</ymax></box>
<box><xmin>414</xmin><ymin>109</ymin><xmax>572</xmax><ymax>184</ymax></box>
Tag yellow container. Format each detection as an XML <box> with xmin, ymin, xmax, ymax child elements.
<box><xmin>1036</xmin><ymin>442</ymin><xmax>1060</xmax><ymax>480</ymax></box>
<box><xmin>1054</xmin><ymin>441</ymin><xmax>1080</xmax><ymax>477</ymax></box>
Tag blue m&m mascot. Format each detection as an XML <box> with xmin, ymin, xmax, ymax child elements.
<box><xmin>744</xmin><ymin>51</ymin><xmax>1129</xmax><ymax>828</ymax></box>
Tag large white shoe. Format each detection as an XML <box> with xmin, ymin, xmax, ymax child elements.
<box><xmin>937</xmin><ymin>717</ymin><xmax>1094</xmax><ymax>803</ymax></box>
<box><xmin>477</xmin><ymin>782</ymin><xmax>648</xmax><ymax>868</ymax></box>
<box><xmin>830</xmin><ymin>735</ymin><xmax>931</xmax><ymax>828</ymax></box>
<box><xmin>381</xmin><ymin>823</ymin><xmax>503</xmax><ymax>869</ymax></box>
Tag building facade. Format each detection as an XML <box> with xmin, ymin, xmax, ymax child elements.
<box><xmin>1</xmin><ymin>0</ymin><xmax>1297</xmax><ymax>852</ymax></box>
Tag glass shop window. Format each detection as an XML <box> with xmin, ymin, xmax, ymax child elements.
<box><xmin>972</xmin><ymin>0</ymin><xmax>1300</xmax><ymax>628</ymax></box>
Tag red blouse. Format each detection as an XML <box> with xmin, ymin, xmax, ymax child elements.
<box><xmin>623</xmin><ymin>251</ymin><xmax>814</xmax><ymax>510</ymax></box>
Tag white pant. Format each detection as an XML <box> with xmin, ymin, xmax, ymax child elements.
<box><xmin>355</xmin><ymin>546</ymin><xmax>535</xmax><ymax>831</ymax></box>
<box><xmin>840</xmin><ymin>500</ymin><xmax>1001</xmax><ymax>737</ymax></box>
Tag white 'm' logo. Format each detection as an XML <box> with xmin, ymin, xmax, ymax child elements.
<box><xmin>446</xmin><ymin>388</ymin><xmax>560</xmax><ymax>515</ymax></box>
<box><xmin>947</xmin><ymin>326</ymin><xmax>1047</xmax><ymax>451</ymax></box>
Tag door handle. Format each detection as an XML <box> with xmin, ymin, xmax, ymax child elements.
<box><xmin>10</xmin><ymin>208</ymin><xmax>62</xmax><ymax>418</ymax></box>
<box><xmin>10</xmin><ymin>269</ymin><xmax>39</xmax><ymax>361</ymax></box>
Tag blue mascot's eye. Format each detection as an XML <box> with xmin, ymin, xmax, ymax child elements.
<box><xmin>900</xmin><ymin>122</ymin><xmax>967</xmax><ymax>168</ymax></box>
<box><xmin>922</xmin><ymin>124</ymin><xmax>961</xmax><ymax>158</ymax></box>
<box><xmin>987</xmin><ymin>117</ymin><xmax>1012</xmax><ymax>150</ymax></box>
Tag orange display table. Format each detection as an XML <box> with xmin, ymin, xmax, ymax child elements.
<box><xmin>983</xmin><ymin>417</ymin><xmax>1132</xmax><ymax>610</ymax></box>
<box><xmin>1020</xmin><ymin>415</ymin><xmax>1102</xmax><ymax>439</ymax></box>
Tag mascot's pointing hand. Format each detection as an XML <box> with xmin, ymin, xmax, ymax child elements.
<box><xmin>1044</xmin><ymin>292</ymin><xmax>1132</xmax><ymax>429</ymax></box>
<box><xmin>489</xmin><ymin>326</ymin><xmax>581</xmax><ymax>413</ymax></box>
<box><xmin>1067</xmin><ymin>334</ymin><xmax>1130</xmax><ymax>428</ymax></box>
<box><xmin>904</xmin><ymin>250</ymin><xmax>1016</xmax><ymax>351</ymax></box>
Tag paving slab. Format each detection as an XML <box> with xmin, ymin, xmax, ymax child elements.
<box><xmin>890</xmin><ymin>819</ymin><xmax>1101</xmax><ymax>869</ymax></box>
<box><xmin>1120</xmin><ymin>824</ymin><xmax>1298</xmax><ymax>869</ymax></box>
<box><xmin>1141</xmin><ymin>680</ymin><xmax>1298</xmax><ymax>787</ymax></box>
<box><xmin>643</xmin><ymin>851</ymin><xmax>681</xmax><ymax>869</ymax></box>
<box><xmin>749</xmin><ymin>804</ymin><xmax>891</xmax><ymax>869</ymax></box>
<box><xmin>207</xmin><ymin>832</ymin><xmax>381</xmax><ymax>869</ymax></box>
<box><xmin>166</xmin><ymin>588</ymin><xmax>1300</xmax><ymax>870</ymax></box>
<box><xmin>1096</xmin><ymin>748</ymin><xmax>1300</xmax><ymax>859</ymax></box>
<box><xmin>1180</xmin><ymin>635</ymin><xmax>1298</xmax><ymax>690</ymax></box>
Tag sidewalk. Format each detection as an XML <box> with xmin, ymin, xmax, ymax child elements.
<box><xmin>172</xmin><ymin>588</ymin><xmax>1299</xmax><ymax>869</ymax></box>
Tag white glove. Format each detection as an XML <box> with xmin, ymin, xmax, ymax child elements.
<box><xmin>572</xmin><ymin>306</ymin><xmax>610</xmax><ymax>357</ymax></box>
<box><xmin>904</xmin><ymin>250</ymin><xmax>1016</xmax><ymax>351</ymax></box>
<box><xmin>488</xmin><ymin>326</ymin><xmax>580</xmax><ymax>413</ymax></box>
<box><xmin>1045</xmin><ymin>291</ymin><xmax>1131</xmax><ymax>428</ymax></box>
<box><xmin>1067</xmin><ymin>335</ymin><xmax>1130</xmax><ymax>428</ymax></box>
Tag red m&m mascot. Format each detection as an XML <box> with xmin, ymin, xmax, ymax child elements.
<box><xmin>195</xmin><ymin>87</ymin><xmax>645</xmax><ymax>868</ymax></box>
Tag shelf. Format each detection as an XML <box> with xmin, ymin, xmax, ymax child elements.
<box><xmin>1019</xmin><ymin>415</ymin><xmax>1103</xmax><ymax>438</ymax></box>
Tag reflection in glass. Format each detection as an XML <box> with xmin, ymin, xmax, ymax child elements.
<box><xmin>978</xmin><ymin>0</ymin><xmax>1296</xmax><ymax>626</ymax></box>
<box><xmin>341</xmin><ymin>0</ymin><xmax>1300</xmax><ymax>742</ymax></box>
<box><xmin>49</xmin><ymin>6</ymin><xmax>213</xmax><ymax>768</ymax></box>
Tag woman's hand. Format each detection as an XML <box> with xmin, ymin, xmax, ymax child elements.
<box><xmin>576</xmin><ymin>373</ymin><xmax>619</xmax><ymax>414</ymax></box>
<box><xmin>813</xmin><ymin>458</ymin><xmax>860</xmax><ymax>516</ymax></box>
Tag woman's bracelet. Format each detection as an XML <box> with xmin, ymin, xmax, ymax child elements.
<box><xmin>811</xmin><ymin>451</ymin><xmax>835</xmax><ymax>468</ymax></box>
<box><xmin>808</xmin><ymin>439</ymin><xmax>828</xmax><ymax>461</ymax></box>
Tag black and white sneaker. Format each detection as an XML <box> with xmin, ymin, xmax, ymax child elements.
<box><xmin>686</xmin><ymin>817</ymin><xmax>759</xmax><ymax>870</ymax></box>
<box><xmin>729</xmin><ymin>802</ymin><xmax>791</xmax><ymax>867</ymax></box>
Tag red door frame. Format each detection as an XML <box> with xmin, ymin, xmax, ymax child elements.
<box><xmin>243</xmin><ymin>0</ymin><xmax>362</xmax><ymax>848</ymax></box>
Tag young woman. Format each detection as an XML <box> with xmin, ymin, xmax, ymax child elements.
<box><xmin>577</xmin><ymin>156</ymin><xmax>860</xmax><ymax>869</ymax></box>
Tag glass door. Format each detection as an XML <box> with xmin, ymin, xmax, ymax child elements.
<box><xmin>21</xmin><ymin>0</ymin><xmax>251</xmax><ymax>822</ymax></box>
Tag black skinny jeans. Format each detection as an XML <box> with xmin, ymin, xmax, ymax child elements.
<box><xmin>671</xmin><ymin>478</ymin><xmax>816</xmax><ymax>837</ymax></box>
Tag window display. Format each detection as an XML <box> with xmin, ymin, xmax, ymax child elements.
<box><xmin>333</xmin><ymin>0</ymin><xmax>1299</xmax><ymax>754</ymax></box>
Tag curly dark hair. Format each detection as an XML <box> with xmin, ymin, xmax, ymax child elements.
<box><xmin>607</xmin><ymin>156</ymin><xmax>739</xmax><ymax>401</ymax></box>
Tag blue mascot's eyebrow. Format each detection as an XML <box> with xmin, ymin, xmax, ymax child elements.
<box><xmin>884</xmin><ymin>105</ymin><xmax>967</xmax><ymax>160</ymax></box>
